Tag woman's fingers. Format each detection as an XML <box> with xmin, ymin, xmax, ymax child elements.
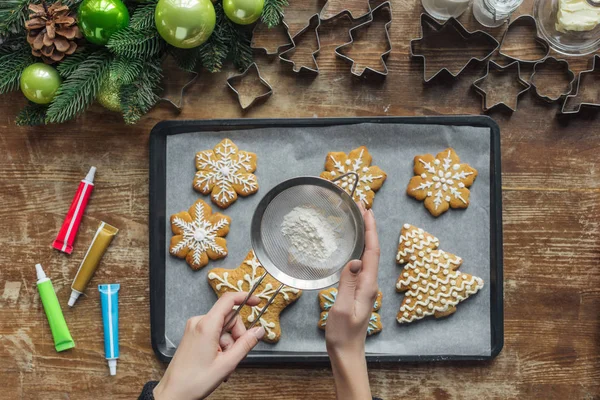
<box><xmin>206</xmin><ymin>292</ymin><xmax>261</xmax><ymax>326</ymax></box>
<box><xmin>220</xmin><ymin>326</ymin><xmax>265</xmax><ymax>372</ymax></box>
<box><xmin>334</xmin><ymin>259</ymin><xmax>363</xmax><ymax>314</ymax></box>
<box><xmin>219</xmin><ymin>332</ymin><xmax>235</xmax><ymax>351</ymax></box>
<box><xmin>360</xmin><ymin>209</ymin><xmax>380</xmax><ymax>284</ymax></box>
<box><xmin>227</xmin><ymin>314</ymin><xmax>248</xmax><ymax>340</ymax></box>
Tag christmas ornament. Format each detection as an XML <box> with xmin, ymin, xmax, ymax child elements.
<box><xmin>97</xmin><ymin>73</ymin><xmax>121</xmax><ymax>112</ymax></box>
<box><xmin>223</xmin><ymin>0</ymin><xmax>264</xmax><ymax>25</ymax></box>
<box><xmin>25</xmin><ymin>2</ymin><xmax>82</xmax><ymax>64</ymax></box>
<box><xmin>78</xmin><ymin>0</ymin><xmax>130</xmax><ymax>45</ymax></box>
<box><xmin>155</xmin><ymin>0</ymin><xmax>216</xmax><ymax>49</ymax></box>
<box><xmin>20</xmin><ymin>63</ymin><xmax>62</xmax><ymax>105</ymax></box>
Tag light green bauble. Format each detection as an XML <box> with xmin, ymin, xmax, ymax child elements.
<box><xmin>96</xmin><ymin>74</ymin><xmax>121</xmax><ymax>112</ymax></box>
<box><xmin>223</xmin><ymin>0</ymin><xmax>264</xmax><ymax>25</ymax></box>
<box><xmin>79</xmin><ymin>0</ymin><xmax>130</xmax><ymax>45</ymax></box>
<box><xmin>20</xmin><ymin>63</ymin><xmax>62</xmax><ymax>105</ymax></box>
<box><xmin>155</xmin><ymin>0</ymin><xmax>216</xmax><ymax>49</ymax></box>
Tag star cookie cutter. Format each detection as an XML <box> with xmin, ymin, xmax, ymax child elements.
<box><xmin>561</xmin><ymin>54</ymin><xmax>600</xmax><ymax>114</ymax></box>
<box><xmin>319</xmin><ymin>0</ymin><xmax>373</xmax><ymax>21</ymax></box>
<box><xmin>226</xmin><ymin>63</ymin><xmax>273</xmax><ymax>110</ymax></box>
<box><xmin>279</xmin><ymin>14</ymin><xmax>321</xmax><ymax>74</ymax></box>
<box><xmin>472</xmin><ymin>61</ymin><xmax>531</xmax><ymax>112</ymax></box>
<box><xmin>530</xmin><ymin>57</ymin><xmax>575</xmax><ymax>103</ymax></box>
<box><xmin>158</xmin><ymin>71</ymin><xmax>198</xmax><ymax>112</ymax></box>
<box><xmin>334</xmin><ymin>1</ymin><xmax>393</xmax><ymax>79</ymax></box>
<box><xmin>410</xmin><ymin>13</ymin><xmax>499</xmax><ymax>83</ymax></box>
<box><xmin>251</xmin><ymin>19</ymin><xmax>293</xmax><ymax>55</ymax></box>
<box><xmin>498</xmin><ymin>15</ymin><xmax>550</xmax><ymax>64</ymax></box>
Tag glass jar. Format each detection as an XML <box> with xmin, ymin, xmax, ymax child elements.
<box><xmin>422</xmin><ymin>0</ymin><xmax>472</xmax><ymax>20</ymax></box>
<box><xmin>473</xmin><ymin>0</ymin><xmax>523</xmax><ymax>27</ymax></box>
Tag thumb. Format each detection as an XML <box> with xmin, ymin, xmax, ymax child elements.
<box><xmin>334</xmin><ymin>260</ymin><xmax>362</xmax><ymax>313</ymax></box>
<box><xmin>221</xmin><ymin>326</ymin><xmax>264</xmax><ymax>369</ymax></box>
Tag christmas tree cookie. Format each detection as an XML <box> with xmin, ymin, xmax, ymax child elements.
<box><xmin>170</xmin><ymin>199</ymin><xmax>231</xmax><ymax>270</ymax></box>
<box><xmin>407</xmin><ymin>148</ymin><xmax>478</xmax><ymax>217</ymax></box>
<box><xmin>396</xmin><ymin>224</ymin><xmax>484</xmax><ymax>323</ymax></box>
<box><xmin>208</xmin><ymin>251</ymin><xmax>302</xmax><ymax>343</ymax></box>
<box><xmin>320</xmin><ymin>146</ymin><xmax>387</xmax><ymax>209</ymax></box>
<box><xmin>193</xmin><ymin>138</ymin><xmax>258</xmax><ymax>209</ymax></box>
<box><xmin>317</xmin><ymin>287</ymin><xmax>383</xmax><ymax>336</ymax></box>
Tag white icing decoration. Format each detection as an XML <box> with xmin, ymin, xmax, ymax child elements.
<box><xmin>170</xmin><ymin>200</ymin><xmax>229</xmax><ymax>265</ymax></box>
<box><xmin>194</xmin><ymin>139</ymin><xmax>258</xmax><ymax>205</ymax></box>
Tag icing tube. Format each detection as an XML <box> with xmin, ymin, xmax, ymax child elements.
<box><xmin>35</xmin><ymin>264</ymin><xmax>75</xmax><ymax>352</ymax></box>
<box><xmin>68</xmin><ymin>221</ymin><xmax>119</xmax><ymax>307</ymax></box>
<box><xmin>99</xmin><ymin>284</ymin><xmax>120</xmax><ymax>376</ymax></box>
<box><xmin>53</xmin><ymin>167</ymin><xmax>96</xmax><ymax>254</ymax></box>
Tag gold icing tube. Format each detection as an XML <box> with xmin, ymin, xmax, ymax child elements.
<box><xmin>68</xmin><ymin>222</ymin><xmax>118</xmax><ymax>307</ymax></box>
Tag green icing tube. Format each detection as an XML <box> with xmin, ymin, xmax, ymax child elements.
<box><xmin>36</xmin><ymin>264</ymin><xmax>75</xmax><ymax>352</ymax></box>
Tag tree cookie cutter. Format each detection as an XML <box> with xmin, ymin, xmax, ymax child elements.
<box><xmin>498</xmin><ymin>15</ymin><xmax>550</xmax><ymax>64</ymax></box>
<box><xmin>279</xmin><ymin>14</ymin><xmax>321</xmax><ymax>74</ymax></box>
<box><xmin>320</xmin><ymin>0</ymin><xmax>373</xmax><ymax>21</ymax></box>
<box><xmin>472</xmin><ymin>60</ymin><xmax>531</xmax><ymax>112</ymax></box>
<box><xmin>561</xmin><ymin>54</ymin><xmax>600</xmax><ymax>114</ymax></box>
<box><xmin>530</xmin><ymin>57</ymin><xmax>575</xmax><ymax>103</ymax></box>
<box><xmin>250</xmin><ymin>20</ymin><xmax>293</xmax><ymax>55</ymax></box>
<box><xmin>334</xmin><ymin>1</ymin><xmax>392</xmax><ymax>78</ymax></box>
<box><xmin>410</xmin><ymin>13</ymin><xmax>499</xmax><ymax>83</ymax></box>
<box><xmin>226</xmin><ymin>63</ymin><xmax>273</xmax><ymax>110</ymax></box>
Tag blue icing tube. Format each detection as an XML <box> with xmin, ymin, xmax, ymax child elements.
<box><xmin>99</xmin><ymin>284</ymin><xmax>120</xmax><ymax>376</ymax></box>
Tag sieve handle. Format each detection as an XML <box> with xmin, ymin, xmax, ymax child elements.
<box><xmin>331</xmin><ymin>172</ymin><xmax>360</xmax><ymax>199</ymax></box>
<box><xmin>223</xmin><ymin>271</ymin><xmax>268</xmax><ymax>332</ymax></box>
<box><xmin>248</xmin><ymin>283</ymin><xmax>284</xmax><ymax>330</ymax></box>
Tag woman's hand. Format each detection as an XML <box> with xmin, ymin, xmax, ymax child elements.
<box><xmin>153</xmin><ymin>292</ymin><xmax>265</xmax><ymax>400</ymax></box>
<box><xmin>325</xmin><ymin>204</ymin><xmax>380</xmax><ymax>400</ymax></box>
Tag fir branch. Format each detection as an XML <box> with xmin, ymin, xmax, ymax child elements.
<box><xmin>226</xmin><ymin>21</ymin><xmax>253</xmax><ymax>71</ymax></box>
<box><xmin>129</xmin><ymin>1</ymin><xmax>157</xmax><ymax>30</ymax></box>
<box><xmin>61</xmin><ymin>0</ymin><xmax>84</xmax><ymax>7</ymax></box>
<box><xmin>120</xmin><ymin>57</ymin><xmax>162</xmax><ymax>124</ymax></box>
<box><xmin>0</xmin><ymin>45</ymin><xmax>33</xmax><ymax>94</ymax></box>
<box><xmin>169</xmin><ymin>46</ymin><xmax>202</xmax><ymax>72</ymax></box>
<box><xmin>106</xmin><ymin>27</ymin><xmax>165</xmax><ymax>58</ymax></box>
<box><xmin>198</xmin><ymin>3</ymin><xmax>228</xmax><ymax>73</ymax></box>
<box><xmin>56</xmin><ymin>47</ymin><xmax>95</xmax><ymax>78</ymax></box>
<box><xmin>0</xmin><ymin>0</ymin><xmax>30</xmax><ymax>38</ymax></box>
<box><xmin>16</xmin><ymin>102</ymin><xmax>47</xmax><ymax>126</ymax></box>
<box><xmin>46</xmin><ymin>49</ymin><xmax>113</xmax><ymax>124</ymax></box>
<box><xmin>261</xmin><ymin>0</ymin><xmax>288</xmax><ymax>28</ymax></box>
<box><xmin>110</xmin><ymin>55</ymin><xmax>144</xmax><ymax>85</ymax></box>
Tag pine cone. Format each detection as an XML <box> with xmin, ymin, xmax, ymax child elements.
<box><xmin>25</xmin><ymin>1</ymin><xmax>83</xmax><ymax>64</ymax></box>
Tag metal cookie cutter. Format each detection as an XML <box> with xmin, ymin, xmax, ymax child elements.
<box><xmin>334</xmin><ymin>1</ymin><xmax>392</xmax><ymax>79</ymax></box>
<box><xmin>472</xmin><ymin>60</ymin><xmax>531</xmax><ymax>112</ymax></box>
<box><xmin>561</xmin><ymin>54</ymin><xmax>600</xmax><ymax>114</ymax></box>
<box><xmin>410</xmin><ymin>13</ymin><xmax>499</xmax><ymax>83</ymax></box>
<box><xmin>158</xmin><ymin>71</ymin><xmax>198</xmax><ymax>112</ymax></box>
<box><xmin>530</xmin><ymin>57</ymin><xmax>575</xmax><ymax>103</ymax></box>
<box><xmin>279</xmin><ymin>14</ymin><xmax>321</xmax><ymax>74</ymax></box>
<box><xmin>498</xmin><ymin>15</ymin><xmax>550</xmax><ymax>64</ymax></box>
<box><xmin>251</xmin><ymin>20</ymin><xmax>293</xmax><ymax>55</ymax></box>
<box><xmin>226</xmin><ymin>63</ymin><xmax>273</xmax><ymax>110</ymax></box>
<box><xmin>320</xmin><ymin>0</ymin><xmax>372</xmax><ymax>21</ymax></box>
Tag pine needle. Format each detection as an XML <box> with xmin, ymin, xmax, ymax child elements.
<box><xmin>106</xmin><ymin>27</ymin><xmax>165</xmax><ymax>59</ymax></box>
<box><xmin>120</xmin><ymin>57</ymin><xmax>162</xmax><ymax>124</ymax></box>
<box><xmin>262</xmin><ymin>0</ymin><xmax>288</xmax><ymax>28</ymax></box>
<box><xmin>0</xmin><ymin>0</ymin><xmax>30</xmax><ymax>38</ymax></box>
<box><xmin>0</xmin><ymin>45</ymin><xmax>33</xmax><ymax>94</ymax></box>
<box><xmin>110</xmin><ymin>55</ymin><xmax>145</xmax><ymax>85</ymax></box>
<box><xmin>129</xmin><ymin>1</ymin><xmax>158</xmax><ymax>30</ymax></box>
<box><xmin>56</xmin><ymin>47</ymin><xmax>95</xmax><ymax>78</ymax></box>
<box><xmin>16</xmin><ymin>102</ymin><xmax>47</xmax><ymax>126</ymax></box>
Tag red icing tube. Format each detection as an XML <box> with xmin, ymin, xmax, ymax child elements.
<box><xmin>53</xmin><ymin>167</ymin><xmax>96</xmax><ymax>254</ymax></box>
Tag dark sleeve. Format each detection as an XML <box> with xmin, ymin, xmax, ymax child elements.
<box><xmin>138</xmin><ymin>381</ymin><xmax>159</xmax><ymax>400</ymax></box>
<box><xmin>373</xmin><ymin>397</ymin><xmax>383</xmax><ymax>400</ymax></box>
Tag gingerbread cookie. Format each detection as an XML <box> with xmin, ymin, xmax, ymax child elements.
<box><xmin>320</xmin><ymin>146</ymin><xmax>387</xmax><ymax>209</ymax></box>
<box><xmin>208</xmin><ymin>250</ymin><xmax>302</xmax><ymax>343</ymax></box>
<box><xmin>396</xmin><ymin>224</ymin><xmax>484</xmax><ymax>323</ymax></box>
<box><xmin>407</xmin><ymin>148</ymin><xmax>478</xmax><ymax>217</ymax></box>
<box><xmin>318</xmin><ymin>287</ymin><xmax>383</xmax><ymax>336</ymax></box>
<box><xmin>193</xmin><ymin>138</ymin><xmax>258</xmax><ymax>209</ymax></box>
<box><xmin>170</xmin><ymin>199</ymin><xmax>231</xmax><ymax>270</ymax></box>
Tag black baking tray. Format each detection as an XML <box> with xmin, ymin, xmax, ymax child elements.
<box><xmin>149</xmin><ymin>116</ymin><xmax>503</xmax><ymax>364</ymax></box>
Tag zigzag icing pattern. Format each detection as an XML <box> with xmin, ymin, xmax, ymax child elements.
<box><xmin>396</xmin><ymin>224</ymin><xmax>484</xmax><ymax>324</ymax></box>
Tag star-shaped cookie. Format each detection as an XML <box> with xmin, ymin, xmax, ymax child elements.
<box><xmin>193</xmin><ymin>138</ymin><xmax>258</xmax><ymax>209</ymax></box>
<box><xmin>170</xmin><ymin>199</ymin><xmax>231</xmax><ymax>270</ymax></box>
<box><xmin>207</xmin><ymin>251</ymin><xmax>302</xmax><ymax>343</ymax></box>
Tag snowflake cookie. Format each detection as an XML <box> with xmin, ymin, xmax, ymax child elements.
<box><xmin>407</xmin><ymin>148</ymin><xmax>478</xmax><ymax>217</ymax></box>
<box><xmin>207</xmin><ymin>250</ymin><xmax>302</xmax><ymax>343</ymax></box>
<box><xmin>317</xmin><ymin>287</ymin><xmax>383</xmax><ymax>336</ymax></box>
<box><xmin>396</xmin><ymin>224</ymin><xmax>484</xmax><ymax>324</ymax></box>
<box><xmin>320</xmin><ymin>146</ymin><xmax>387</xmax><ymax>209</ymax></box>
<box><xmin>193</xmin><ymin>138</ymin><xmax>258</xmax><ymax>209</ymax></box>
<box><xmin>170</xmin><ymin>199</ymin><xmax>231</xmax><ymax>270</ymax></box>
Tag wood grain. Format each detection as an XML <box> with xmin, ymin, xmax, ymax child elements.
<box><xmin>1</xmin><ymin>0</ymin><xmax>600</xmax><ymax>398</ymax></box>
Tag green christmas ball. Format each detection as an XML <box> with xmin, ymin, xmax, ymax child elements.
<box><xmin>79</xmin><ymin>0</ymin><xmax>130</xmax><ymax>45</ymax></box>
<box><xmin>223</xmin><ymin>0</ymin><xmax>264</xmax><ymax>25</ymax></box>
<box><xmin>155</xmin><ymin>0</ymin><xmax>216</xmax><ymax>49</ymax></box>
<box><xmin>20</xmin><ymin>63</ymin><xmax>62</xmax><ymax>105</ymax></box>
<box><xmin>97</xmin><ymin>73</ymin><xmax>121</xmax><ymax>112</ymax></box>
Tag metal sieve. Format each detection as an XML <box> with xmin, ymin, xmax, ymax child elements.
<box><xmin>224</xmin><ymin>174</ymin><xmax>365</xmax><ymax>331</ymax></box>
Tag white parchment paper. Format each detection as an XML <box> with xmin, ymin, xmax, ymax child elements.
<box><xmin>163</xmin><ymin>122</ymin><xmax>492</xmax><ymax>357</ymax></box>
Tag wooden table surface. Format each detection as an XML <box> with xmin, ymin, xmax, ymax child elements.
<box><xmin>1</xmin><ymin>0</ymin><xmax>599</xmax><ymax>398</ymax></box>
